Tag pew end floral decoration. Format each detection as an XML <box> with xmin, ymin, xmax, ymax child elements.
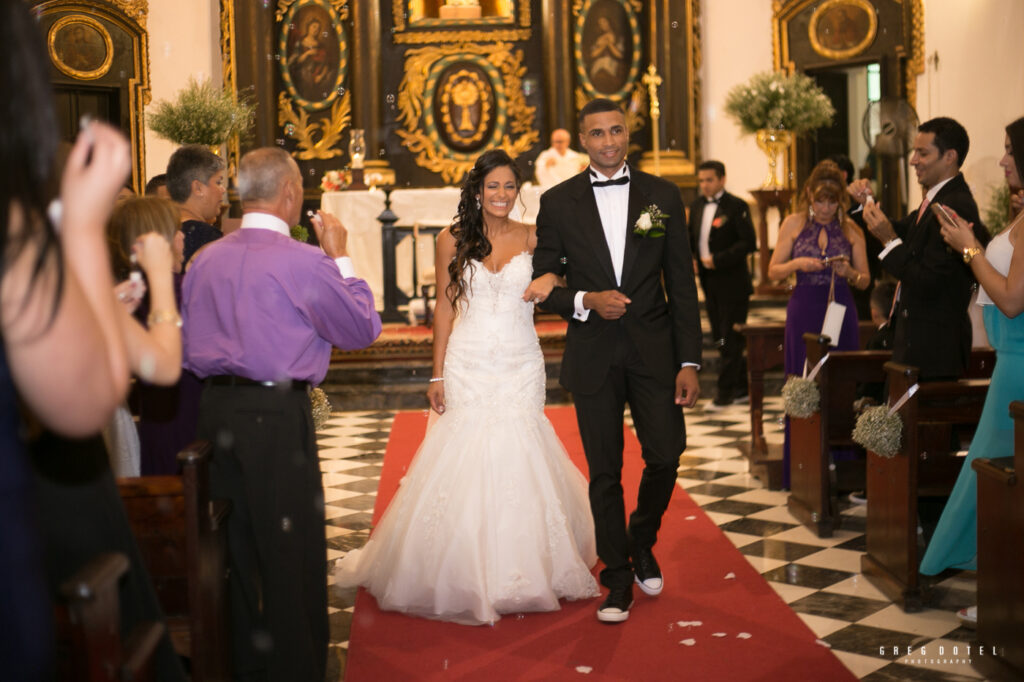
<box><xmin>320</xmin><ymin>169</ymin><xmax>352</xmax><ymax>192</ymax></box>
<box><xmin>634</xmin><ymin>204</ymin><xmax>668</xmax><ymax>238</ymax></box>
<box><xmin>852</xmin><ymin>405</ymin><xmax>903</xmax><ymax>458</ymax></box>
<box><xmin>310</xmin><ymin>387</ymin><xmax>332</xmax><ymax>430</ymax></box>
<box><xmin>782</xmin><ymin>376</ymin><xmax>820</xmax><ymax>419</ymax></box>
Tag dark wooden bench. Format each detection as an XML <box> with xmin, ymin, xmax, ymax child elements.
<box><xmin>55</xmin><ymin>552</ymin><xmax>163</xmax><ymax>681</ymax></box>
<box><xmin>117</xmin><ymin>441</ymin><xmax>231</xmax><ymax>681</ymax></box>
<box><xmin>789</xmin><ymin>338</ymin><xmax>996</xmax><ymax>538</ymax></box>
<box><xmin>738</xmin><ymin>320</ymin><xmax>877</xmax><ymax>490</ymax></box>
<box><xmin>971</xmin><ymin>400</ymin><xmax>1023</xmax><ymax>680</ymax></box>
<box><xmin>861</xmin><ymin>362</ymin><xmax>990</xmax><ymax>611</ymax></box>
<box><xmin>787</xmin><ymin>333</ymin><xmax>891</xmax><ymax>537</ymax></box>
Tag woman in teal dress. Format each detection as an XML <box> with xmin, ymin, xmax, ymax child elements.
<box><xmin>921</xmin><ymin>116</ymin><xmax>1024</xmax><ymax>618</ymax></box>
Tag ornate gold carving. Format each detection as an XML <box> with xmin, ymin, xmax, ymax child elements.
<box><xmin>107</xmin><ymin>0</ymin><xmax>147</xmax><ymax>26</ymax></box>
<box><xmin>440</xmin><ymin>69</ymin><xmax>492</xmax><ymax>148</ymax></box>
<box><xmin>277</xmin><ymin>0</ymin><xmax>348</xmax><ymax>23</ymax></box>
<box><xmin>277</xmin><ymin>90</ymin><xmax>352</xmax><ymax>160</ymax></box>
<box><xmin>905</xmin><ymin>0</ymin><xmax>924</xmax><ymax>110</ymax></box>
<box><xmin>519</xmin><ymin>0</ymin><xmax>530</xmax><ymax>27</ymax></box>
<box><xmin>808</xmin><ymin>0</ymin><xmax>877</xmax><ymax>61</ymax></box>
<box><xmin>220</xmin><ymin>0</ymin><xmax>240</xmax><ymax>182</ymax></box>
<box><xmin>394</xmin><ymin>0</ymin><xmax>407</xmax><ymax>31</ymax></box>
<box><xmin>47</xmin><ymin>14</ymin><xmax>115</xmax><ymax>81</ymax></box>
<box><xmin>397</xmin><ymin>42</ymin><xmax>538</xmax><ymax>183</ymax></box>
<box><xmin>394</xmin><ymin>28</ymin><xmax>531</xmax><ymax>44</ymax></box>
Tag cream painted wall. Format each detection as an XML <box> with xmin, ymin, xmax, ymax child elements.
<box><xmin>699</xmin><ymin>0</ymin><xmax>775</xmax><ymax>205</ymax></box>
<box><xmin>143</xmin><ymin>0</ymin><xmax>222</xmax><ymax>182</ymax></box>
<box><xmin>913</xmin><ymin>0</ymin><xmax>1024</xmax><ymax>215</ymax></box>
<box><xmin>697</xmin><ymin>0</ymin><xmax>1024</xmax><ymax>247</ymax></box>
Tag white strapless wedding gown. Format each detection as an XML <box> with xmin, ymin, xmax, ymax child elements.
<box><xmin>334</xmin><ymin>252</ymin><xmax>599</xmax><ymax>625</ymax></box>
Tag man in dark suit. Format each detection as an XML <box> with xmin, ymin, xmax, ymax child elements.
<box><xmin>847</xmin><ymin>117</ymin><xmax>988</xmax><ymax>380</ymax></box>
<box><xmin>533</xmin><ymin>99</ymin><xmax>702</xmax><ymax>623</ymax></box>
<box><xmin>687</xmin><ymin>160</ymin><xmax>756</xmax><ymax>410</ymax></box>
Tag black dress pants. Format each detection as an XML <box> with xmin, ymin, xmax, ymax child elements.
<box><xmin>197</xmin><ymin>384</ymin><xmax>327</xmax><ymax>682</ymax></box>
<box><xmin>705</xmin><ymin>286</ymin><xmax>750</xmax><ymax>402</ymax></box>
<box><xmin>571</xmin><ymin>326</ymin><xmax>685</xmax><ymax>590</ymax></box>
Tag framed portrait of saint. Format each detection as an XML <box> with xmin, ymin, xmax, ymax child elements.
<box><xmin>280</xmin><ymin>0</ymin><xmax>346</xmax><ymax>111</ymax></box>
<box><xmin>808</xmin><ymin>0</ymin><xmax>878</xmax><ymax>60</ymax></box>
<box><xmin>48</xmin><ymin>14</ymin><xmax>114</xmax><ymax>81</ymax></box>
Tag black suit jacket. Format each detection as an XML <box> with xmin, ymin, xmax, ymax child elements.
<box><xmin>882</xmin><ymin>172</ymin><xmax>988</xmax><ymax>379</ymax></box>
<box><xmin>533</xmin><ymin>167</ymin><xmax>702</xmax><ymax>395</ymax></box>
<box><xmin>687</xmin><ymin>191</ymin><xmax>757</xmax><ymax>299</ymax></box>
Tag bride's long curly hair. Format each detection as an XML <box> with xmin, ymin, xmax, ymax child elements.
<box><xmin>446</xmin><ymin>149</ymin><xmax>523</xmax><ymax>313</ymax></box>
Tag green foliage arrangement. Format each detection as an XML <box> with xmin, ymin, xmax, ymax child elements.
<box><xmin>148</xmin><ymin>77</ymin><xmax>255</xmax><ymax>146</ymax></box>
<box><xmin>852</xmin><ymin>405</ymin><xmax>903</xmax><ymax>458</ymax></box>
<box><xmin>724</xmin><ymin>71</ymin><xmax>835</xmax><ymax>136</ymax></box>
<box><xmin>983</xmin><ymin>183</ymin><xmax>1011</xmax><ymax>236</ymax></box>
<box><xmin>782</xmin><ymin>376</ymin><xmax>820</xmax><ymax>419</ymax></box>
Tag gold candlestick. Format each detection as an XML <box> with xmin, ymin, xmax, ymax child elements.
<box><xmin>641</xmin><ymin>64</ymin><xmax>663</xmax><ymax>176</ymax></box>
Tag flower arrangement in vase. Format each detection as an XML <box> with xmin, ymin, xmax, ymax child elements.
<box><xmin>148</xmin><ymin>76</ymin><xmax>255</xmax><ymax>148</ymax></box>
<box><xmin>724</xmin><ymin>71</ymin><xmax>835</xmax><ymax>189</ymax></box>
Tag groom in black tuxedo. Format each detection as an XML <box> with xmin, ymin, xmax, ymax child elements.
<box><xmin>533</xmin><ymin>98</ymin><xmax>702</xmax><ymax>623</ymax></box>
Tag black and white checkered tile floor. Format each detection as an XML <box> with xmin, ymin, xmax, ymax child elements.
<box><xmin>317</xmin><ymin>396</ymin><xmax>983</xmax><ymax>681</ymax></box>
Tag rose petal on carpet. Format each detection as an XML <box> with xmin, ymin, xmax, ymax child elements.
<box><xmin>342</xmin><ymin>407</ymin><xmax>856</xmax><ymax>681</ymax></box>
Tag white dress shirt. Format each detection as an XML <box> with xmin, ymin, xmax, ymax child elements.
<box><xmin>573</xmin><ymin>165</ymin><xmax>630</xmax><ymax>321</ymax></box>
<box><xmin>241</xmin><ymin>211</ymin><xmax>356</xmax><ymax>278</ymax></box>
<box><xmin>697</xmin><ymin>190</ymin><xmax>724</xmax><ymax>261</ymax></box>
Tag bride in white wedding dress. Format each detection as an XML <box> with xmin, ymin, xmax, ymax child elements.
<box><xmin>334</xmin><ymin>150</ymin><xmax>599</xmax><ymax>625</ymax></box>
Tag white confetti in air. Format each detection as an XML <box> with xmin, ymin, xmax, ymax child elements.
<box><xmin>575</xmin><ymin>666</ymin><xmax>593</xmax><ymax>674</ymax></box>
<box><xmin>737</xmin><ymin>632</ymin><xmax>752</xmax><ymax>639</ymax></box>
<box><xmin>676</xmin><ymin>620</ymin><xmax>703</xmax><ymax>627</ymax></box>
<box><xmin>685</xmin><ymin>515</ymin><xmax>697</xmax><ymax>520</ymax></box>
<box><xmin>815</xmin><ymin>639</ymin><xmax>832</xmax><ymax>649</ymax></box>
<box><xmin>680</xmin><ymin>638</ymin><xmax>696</xmax><ymax>646</ymax></box>
<box><xmin>712</xmin><ymin>632</ymin><xmax>727</xmax><ymax>638</ymax></box>
<box><xmin>724</xmin><ymin>572</ymin><xmax>736</xmax><ymax>579</ymax></box>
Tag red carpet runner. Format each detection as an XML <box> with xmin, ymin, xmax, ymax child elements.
<box><xmin>343</xmin><ymin>407</ymin><xmax>856</xmax><ymax>681</ymax></box>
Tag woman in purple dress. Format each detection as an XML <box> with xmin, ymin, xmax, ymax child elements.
<box><xmin>769</xmin><ymin>160</ymin><xmax>871</xmax><ymax>488</ymax></box>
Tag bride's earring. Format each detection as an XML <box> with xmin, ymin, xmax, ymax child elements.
<box><xmin>475</xmin><ymin>196</ymin><xmax>481</xmax><ymax>210</ymax></box>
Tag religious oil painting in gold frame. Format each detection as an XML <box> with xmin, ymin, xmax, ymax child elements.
<box><xmin>48</xmin><ymin>14</ymin><xmax>114</xmax><ymax>81</ymax></box>
<box><xmin>574</xmin><ymin>0</ymin><xmax>641</xmax><ymax>104</ymax></box>
<box><xmin>808</xmin><ymin>0</ymin><xmax>878</xmax><ymax>61</ymax></box>
<box><xmin>280</xmin><ymin>0</ymin><xmax>347</xmax><ymax>111</ymax></box>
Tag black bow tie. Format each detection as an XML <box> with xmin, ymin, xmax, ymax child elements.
<box><xmin>591</xmin><ymin>174</ymin><xmax>630</xmax><ymax>188</ymax></box>
<box><xmin>705</xmin><ymin>196</ymin><xmax>719</xmax><ymax>205</ymax></box>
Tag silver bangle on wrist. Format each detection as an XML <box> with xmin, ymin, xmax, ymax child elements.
<box><xmin>429</xmin><ymin>377</ymin><xmax>444</xmax><ymax>383</ymax></box>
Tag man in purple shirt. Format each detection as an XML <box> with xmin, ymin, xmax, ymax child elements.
<box><xmin>182</xmin><ymin>147</ymin><xmax>380</xmax><ymax>680</ymax></box>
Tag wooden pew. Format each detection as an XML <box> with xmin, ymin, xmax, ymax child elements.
<box><xmin>787</xmin><ymin>333</ymin><xmax>891</xmax><ymax>537</ymax></box>
<box><xmin>861</xmin><ymin>362</ymin><xmax>989</xmax><ymax>611</ymax></box>
<box><xmin>971</xmin><ymin>400</ymin><xmax>1023</xmax><ymax>681</ymax></box>
<box><xmin>789</xmin><ymin>338</ymin><xmax>996</xmax><ymax>538</ymax></box>
<box><xmin>55</xmin><ymin>552</ymin><xmax>163</xmax><ymax>681</ymax></box>
<box><xmin>117</xmin><ymin>441</ymin><xmax>231</xmax><ymax>681</ymax></box>
<box><xmin>738</xmin><ymin>320</ymin><xmax>877</xmax><ymax>490</ymax></box>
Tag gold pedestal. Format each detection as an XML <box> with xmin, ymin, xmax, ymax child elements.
<box><xmin>362</xmin><ymin>160</ymin><xmax>396</xmax><ymax>189</ymax></box>
<box><xmin>755</xmin><ymin>129</ymin><xmax>793</xmax><ymax>190</ymax></box>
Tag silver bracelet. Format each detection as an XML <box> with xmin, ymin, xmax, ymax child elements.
<box><xmin>429</xmin><ymin>377</ymin><xmax>444</xmax><ymax>383</ymax></box>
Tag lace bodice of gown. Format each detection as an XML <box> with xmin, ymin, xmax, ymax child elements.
<box><xmin>444</xmin><ymin>251</ymin><xmax>545</xmax><ymax>415</ymax></box>
<box><xmin>791</xmin><ymin>218</ymin><xmax>851</xmax><ymax>287</ymax></box>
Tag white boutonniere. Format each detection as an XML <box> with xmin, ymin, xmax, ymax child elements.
<box><xmin>634</xmin><ymin>204</ymin><xmax>669</xmax><ymax>238</ymax></box>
